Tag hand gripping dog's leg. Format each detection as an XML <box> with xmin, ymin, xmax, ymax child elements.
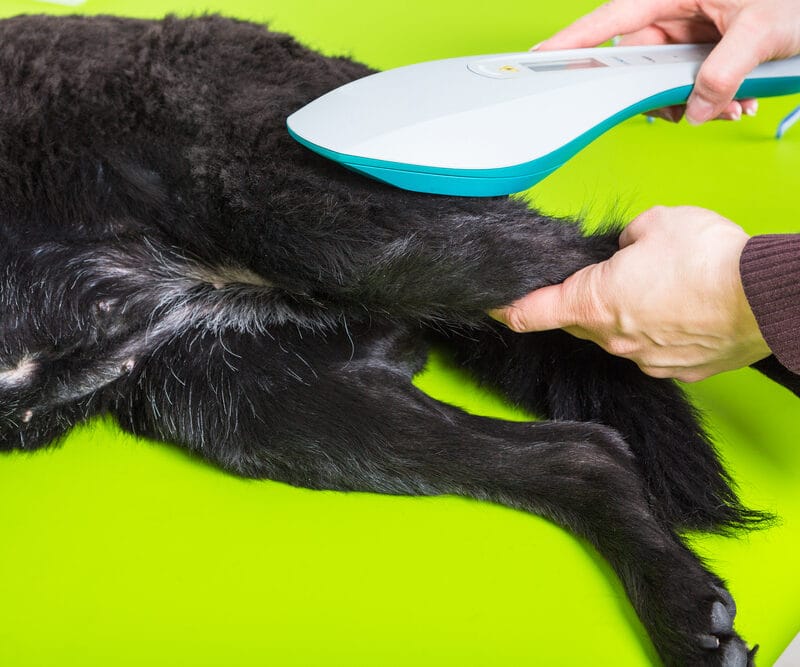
<box><xmin>110</xmin><ymin>322</ymin><xmax>753</xmax><ymax>667</ymax></box>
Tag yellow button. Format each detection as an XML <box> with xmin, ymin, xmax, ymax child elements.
<box><xmin>499</xmin><ymin>65</ymin><xmax>519</xmax><ymax>72</ymax></box>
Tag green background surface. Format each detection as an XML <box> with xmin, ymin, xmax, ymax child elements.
<box><xmin>0</xmin><ymin>1</ymin><xmax>798</xmax><ymax>665</ymax></box>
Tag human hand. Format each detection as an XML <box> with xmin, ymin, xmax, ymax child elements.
<box><xmin>489</xmin><ymin>206</ymin><xmax>772</xmax><ymax>382</ymax></box>
<box><xmin>537</xmin><ymin>0</ymin><xmax>800</xmax><ymax>124</ymax></box>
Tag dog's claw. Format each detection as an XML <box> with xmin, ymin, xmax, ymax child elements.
<box><xmin>713</xmin><ymin>584</ymin><xmax>738</xmax><ymax>620</ymax></box>
<box><xmin>710</xmin><ymin>600</ymin><xmax>733</xmax><ymax>635</ymax></box>
<box><xmin>699</xmin><ymin>634</ymin><xmax>721</xmax><ymax>650</ymax></box>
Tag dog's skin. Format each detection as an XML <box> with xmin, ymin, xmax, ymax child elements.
<box><xmin>0</xmin><ymin>14</ymin><xmax>792</xmax><ymax>665</ymax></box>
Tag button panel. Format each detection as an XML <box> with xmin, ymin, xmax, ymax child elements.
<box><xmin>468</xmin><ymin>46</ymin><xmax>711</xmax><ymax>79</ymax></box>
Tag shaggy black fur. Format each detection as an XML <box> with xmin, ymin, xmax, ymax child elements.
<box><xmin>0</xmin><ymin>14</ymin><xmax>789</xmax><ymax>665</ymax></box>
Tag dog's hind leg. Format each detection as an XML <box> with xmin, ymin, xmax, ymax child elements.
<box><xmin>110</xmin><ymin>322</ymin><xmax>752</xmax><ymax>667</ymax></box>
<box><xmin>443</xmin><ymin>323</ymin><xmax>769</xmax><ymax>533</ymax></box>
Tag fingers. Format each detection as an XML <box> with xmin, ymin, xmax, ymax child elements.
<box><xmin>685</xmin><ymin>19</ymin><xmax>768</xmax><ymax>124</ymax></box>
<box><xmin>537</xmin><ymin>1</ymin><xmax>771</xmax><ymax>126</ymax></box>
<box><xmin>647</xmin><ymin>104</ymin><xmax>686</xmax><ymax>123</ymax></box>
<box><xmin>489</xmin><ymin>254</ymin><xmax>626</xmax><ymax>343</ymax></box>
<box><xmin>618</xmin><ymin>207</ymin><xmax>656</xmax><ymax>248</ymax></box>
<box><xmin>638</xmin><ymin>364</ymin><xmax>712</xmax><ymax>383</ymax></box>
<box><xmin>740</xmin><ymin>98</ymin><xmax>759</xmax><ymax>117</ymax></box>
<box><xmin>489</xmin><ymin>283</ymin><xmax>574</xmax><ymax>333</ymax></box>
<box><xmin>617</xmin><ymin>25</ymin><xmax>671</xmax><ymax>46</ymax></box>
<box><xmin>645</xmin><ymin>98</ymin><xmax>757</xmax><ymax>123</ymax></box>
<box><xmin>536</xmin><ymin>0</ymin><xmax>678</xmax><ymax>50</ymax></box>
<box><xmin>489</xmin><ymin>259</ymin><xmax>613</xmax><ymax>334</ymax></box>
<box><xmin>717</xmin><ymin>100</ymin><xmax>743</xmax><ymax>121</ymax></box>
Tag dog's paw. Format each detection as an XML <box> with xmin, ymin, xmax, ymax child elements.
<box><xmin>688</xmin><ymin>588</ymin><xmax>756</xmax><ymax>667</ymax></box>
<box><xmin>648</xmin><ymin>572</ymin><xmax>756</xmax><ymax>667</ymax></box>
<box><xmin>695</xmin><ymin>585</ymin><xmax>758</xmax><ymax>667</ymax></box>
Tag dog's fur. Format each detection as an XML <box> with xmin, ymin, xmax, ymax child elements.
<box><xmin>0</xmin><ymin>14</ymin><xmax>795</xmax><ymax>666</ymax></box>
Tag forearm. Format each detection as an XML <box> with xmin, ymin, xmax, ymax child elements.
<box><xmin>740</xmin><ymin>234</ymin><xmax>800</xmax><ymax>374</ymax></box>
<box><xmin>250</xmin><ymin>196</ymin><xmax>617</xmax><ymax>323</ymax></box>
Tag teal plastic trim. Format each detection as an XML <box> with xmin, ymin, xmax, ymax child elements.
<box><xmin>343</xmin><ymin>162</ymin><xmax>559</xmax><ymax>196</ymax></box>
<box><xmin>288</xmin><ymin>76</ymin><xmax>800</xmax><ymax>196</ymax></box>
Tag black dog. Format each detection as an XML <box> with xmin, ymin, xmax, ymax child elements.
<box><xmin>0</xmin><ymin>14</ymin><xmax>793</xmax><ymax>665</ymax></box>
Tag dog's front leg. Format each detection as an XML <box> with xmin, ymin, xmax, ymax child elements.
<box><xmin>207</xmin><ymin>163</ymin><xmax>617</xmax><ymax>324</ymax></box>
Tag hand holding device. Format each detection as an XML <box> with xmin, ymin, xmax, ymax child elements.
<box><xmin>537</xmin><ymin>0</ymin><xmax>800</xmax><ymax>125</ymax></box>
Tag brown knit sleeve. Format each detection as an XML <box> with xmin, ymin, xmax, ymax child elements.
<box><xmin>739</xmin><ymin>234</ymin><xmax>800</xmax><ymax>374</ymax></box>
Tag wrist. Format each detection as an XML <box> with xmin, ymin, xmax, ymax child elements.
<box><xmin>725</xmin><ymin>230</ymin><xmax>771</xmax><ymax>362</ymax></box>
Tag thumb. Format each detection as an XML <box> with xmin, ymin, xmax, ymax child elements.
<box><xmin>686</xmin><ymin>20</ymin><xmax>765</xmax><ymax>124</ymax></box>
<box><xmin>489</xmin><ymin>282</ymin><xmax>578</xmax><ymax>333</ymax></box>
<box><xmin>618</xmin><ymin>208</ymin><xmax>658</xmax><ymax>248</ymax></box>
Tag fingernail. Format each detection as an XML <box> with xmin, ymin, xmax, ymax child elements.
<box><xmin>718</xmin><ymin>107</ymin><xmax>742</xmax><ymax>121</ymax></box>
<box><xmin>487</xmin><ymin>309</ymin><xmax>504</xmax><ymax>323</ymax></box>
<box><xmin>685</xmin><ymin>95</ymin><xmax>715</xmax><ymax>126</ymax></box>
<box><xmin>743</xmin><ymin>100</ymin><xmax>759</xmax><ymax>117</ymax></box>
<box><xmin>529</xmin><ymin>42</ymin><xmax>542</xmax><ymax>51</ymax></box>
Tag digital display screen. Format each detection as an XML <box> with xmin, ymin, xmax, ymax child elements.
<box><xmin>524</xmin><ymin>58</ymin><xmax>608</xmax><ymax>72</ymax></box>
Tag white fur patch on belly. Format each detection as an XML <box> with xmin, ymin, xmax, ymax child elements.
<box><xmin>0</xmin><ymin>355</ymin><xmax>38</xmax><ymax>388</ymax></box>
